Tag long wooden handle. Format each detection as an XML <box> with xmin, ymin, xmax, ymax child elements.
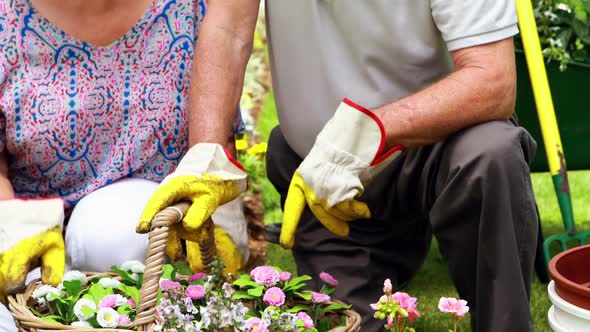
<box><xmin>517</xmin><ymin>0</ymin><xmax>576</xmax><ymax>232</ymax></box>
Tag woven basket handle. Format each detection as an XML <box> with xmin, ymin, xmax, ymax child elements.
<box><xmin>132</xmin><ymin>201</ymin><xmax>217</xmax><ymax>328</ymax></box>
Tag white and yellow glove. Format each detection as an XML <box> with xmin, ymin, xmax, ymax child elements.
<box><xmin>137</xmin><ymin>143</ymin><xmax>248</xmax><ymax>275</ymax></box>
<box><xmin>0</xmin><ymin>199</ymin><xmax>65</xmax><ymax>302</ymax></box>
<box><xmin>280</xmin><ymin>99</ymin><xmax>405</xmax><ymax>249</ymax></box>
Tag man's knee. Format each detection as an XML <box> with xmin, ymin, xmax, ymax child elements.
<box><xmin>442</xmin><ymin>120</ymin><xmax>537</xmax><ymax>177</ymax></box>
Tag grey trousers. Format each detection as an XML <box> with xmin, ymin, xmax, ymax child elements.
<box><xmin>266</xmin><ymin>120</ymin><xmax>538</xmax><ymax>332</ymax></box>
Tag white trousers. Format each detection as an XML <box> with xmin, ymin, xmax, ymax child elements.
<box><xmin>1</xmin><ymin>178</ymin><xmax>247</xmax><ymax>330</ymax></box>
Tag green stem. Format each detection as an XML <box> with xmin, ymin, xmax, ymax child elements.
<box><xmin>453</xmin><ymin>316</ymin><xmax>458</xmax><ymax>332</ymax></box>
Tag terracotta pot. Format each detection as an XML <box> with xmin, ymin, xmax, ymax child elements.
<box><xmin>548</xmin><ymin>244</ymin><xmax>590</xmax><ymax>310</ymax></box>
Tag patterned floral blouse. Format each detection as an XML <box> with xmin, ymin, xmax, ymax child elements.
<box><xmin>0</xmin><ymin>0</ymin><xmax>241</xmax><ymax>207</ymax></box>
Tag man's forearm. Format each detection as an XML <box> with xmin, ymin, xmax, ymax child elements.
<box><xmin>374</xmin><ymin>38</ymin><xmax>516</xmax><ymax>149</ymax></box>
<box><xmin>188</xmin><ymin>0</ymin><xmax>259</xmax><ymax>150</ymax></box>
<box><xmin>0</xmin><ymin>149</ymin><xmax>15</xmax><ymax>200</ymax></box>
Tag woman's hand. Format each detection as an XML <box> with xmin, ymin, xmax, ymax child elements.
<box><xmin>137</xmin><ymin>143</ymin><xmax>248</xmax><ymax>275</ymax></box>
<box><xmin>0</xmin><ymin>199</ymin><xmax>65</xmax><ymax>302</ymax></box>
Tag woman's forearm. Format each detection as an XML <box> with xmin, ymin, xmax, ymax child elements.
<box><xmin>188</xmin><ymin>0</ymin><xmax>260</xmax><ymax>147</ymax></box>
<box><xmin>0</xmin><ymin>149</ymin><xmax>15</xmax><ymax>200</ymax></box>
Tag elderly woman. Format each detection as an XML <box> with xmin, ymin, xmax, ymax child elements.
<box><xmin>0</xmin><ymin>0</ymin><xmax>258</xmax><ymax>329</ymax></box>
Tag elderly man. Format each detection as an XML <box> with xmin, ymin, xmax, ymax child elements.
<box><xmin>142</xmin><ymin>0</ymin><xmax>536</xmax><ymax>331</ymax></box>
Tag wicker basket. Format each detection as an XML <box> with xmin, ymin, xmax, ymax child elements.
<box><xmin>7</xmin><ymin>202</ymin><xmax>361</xmax><ymax>331</ymax></box>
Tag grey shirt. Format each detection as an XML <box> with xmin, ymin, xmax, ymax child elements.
<box><xmin>265</xmin><ymin>0</ymin><xmax>519</xmax><ymax>158</ymax></box>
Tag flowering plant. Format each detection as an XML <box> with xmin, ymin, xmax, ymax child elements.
<box><xmin>521</xmin><ymin>0</ymin><xmax>590</xmax><ymax>69</ymax></box>
<box><xmin>29</xmin><ymin>260</ymin><xmax>144</xmax><ymax>328</ymax></box>
<box><xmin>155</xmin><ymin>259</ymin><xmax>352</xmax><ymax>332</ymax></box>
<box><xmin>370</xmin><ymin>279</ymin><xmax>469</xmax><ymax>332</ymax></box>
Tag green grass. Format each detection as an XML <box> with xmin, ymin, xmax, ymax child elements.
<box><xmin>253</xmin><ymin>92</ymin><xmax>590</xmax><ymax>331</ymax></box>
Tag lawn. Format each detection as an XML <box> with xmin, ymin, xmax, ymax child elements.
<box><xmin>250</xmin><ymin>92</ymin><xmax>590</xmax><ymax>331</ymax></box>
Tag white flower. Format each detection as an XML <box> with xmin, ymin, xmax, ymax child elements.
<box><xmin>97</xmin><ymin>307</ymin><xmax>119</xmax><ymax>328</ymax></box>
<box><xmin>31</xmin><ymin>285</ymin><xmax>53</xmax><ymax>299</ymax></box>
<box><xmin>62</xmin><ymin>270</ymin><xmax>88</xmax><ymax>286</ymax></box>
<box><xmin>71</xmin><ymin>321</ymin><xmax>93</xmax><ymax>328</ymax></box>
<box><xmin>45</xmin><ymin>287</ymin><xmax>64</xmax><ymax>302</ymax></box>
<box><xmin>556</xmin><ymin>3</ymin><xmax>571</xmax><ymax>13</ymax></box>
<box><xmin>120</xmin><ymin>260</ymin><xmax>145</xmax><ymax>274</ymax></box>
<box><xmin>131</xmin><ymin>273</ymin><xmax>139</xmax><ymax>281</ymax></box>
<box><xmin>98</xmin><ymin>277</ymin><xmax>121</xmax><ymax>289</ymax></box>
<box><xmin>114</xmin><ymin>294</ymin><xmax>128</xmax><ymax>307</ymax></box>
<box><xmin>74</xmin><ymin>299</ymin><xmax>97</xmax><ymax>321</ymax></box>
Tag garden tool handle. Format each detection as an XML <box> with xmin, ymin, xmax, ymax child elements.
<box><xmin>516</xmin><ymin>0</ymin><xmax>576</xmax><ymax>233</ymax></box>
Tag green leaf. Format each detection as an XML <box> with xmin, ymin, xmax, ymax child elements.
<box><xmin>284</xmin><ymin>275</ymin><xmax>311</xmax><ymax>289</ymax></box>
<box><xmin>233</xmin><ymin>274</ymin><xmax>259</xmax><ymax>288</ymax></box>
<box><xmin>63</xmin><ymin>280</ymin><xmax>82</xmax><ymax>298</ymax></box>
<box><xmin>286</xmin><ymin>304</ymin><xmax>311</xmax><ymax>313</ymax></box>
<box><xmin>172</xmin><ymin>261</ymin><xmax>192</xmax><ymax>276</ymax></box>
<box><xmin>118</xmin><ymin>284</ymin><xmax>141</xmax><ymax>305</ymax></box>
<box><xmin>247</xmin><ymin>286</ymin><xmax>264</xmax><ymax>297</ymax></box>
<box><xmin>86</xmin><ymin>283</ymin><xmax>108</xmax><ymax>304</ymax></box>
<box><xmin>317</xmin><ymin>318</ymin><xmax>331</xmax><ymax>332</ymax></box>
<box><xmin>161</xmin><ymin>264</ymin><xmax>176</xmax><ymax>281</ymax></box>
<box><xmin>111</xmin><ymin>266</ymin><xmax>139</xmax><ymax>286</ymax></box>
<box><xmin>117</xmin><ymin>304</ymin><xmax>134</xmax><ymax>315</ymax></box>
<box><xmin>81</xmin><ymin>305</ymin><xmax>95</xmax><ymax>318</ymax></box>
<box><xmin>319</xmin><ymin>302</ymin><xmax>352</xmax><ymax>315</ymax></box>
<box><xmin>294</xmin><ymin>291</ymin><xmax>312</xmax><ymax>301</ymax></box>
<box><xmin>40</xmin><ymin>316</ymin><xmax>63</xmax><ymax>325</ymax></box>
<box><xmin>232</xmin><ymin>290</ymin><xmax>259</xmax><ymax>300</ymax></box>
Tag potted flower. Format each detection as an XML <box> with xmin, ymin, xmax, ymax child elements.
<box><xmin>514</xmin><ymin>0</ymin><xmax>590</xmax><ymax>172</ymax></box>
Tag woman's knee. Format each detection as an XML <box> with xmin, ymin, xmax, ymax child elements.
<box><xmin>66</xmin><ymin>178</ymin><xmax>159</xmax><ymax>272</ymax></box>
<box><xmin>0</xmin><ymin>302</ymin><xmax>18</xmax><ymax>332</ymax></box>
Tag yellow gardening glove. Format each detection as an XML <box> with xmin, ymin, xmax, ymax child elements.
<box><xmin>0</xmin><ymin>199</ymin><xmax>65</xmax><ymax>303</ymax></box>
<box><xmin>137</xmin><ymin>143</ymin><xmax>248</xmax><ymax>275</ymax></box>
<box><xmin>280</xmin><ymin>99</ymin><xmax>405</xmax><ymax>249</ymax></box>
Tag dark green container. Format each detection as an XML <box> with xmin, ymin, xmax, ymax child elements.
<box><xmin>515</xmin><ymin>51</ymin><xmax>590</xmax><ymax>172</ymax></box>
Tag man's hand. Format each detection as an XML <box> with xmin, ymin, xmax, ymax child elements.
<box><xmin>0</xmin><ymin>199</ymin><xmax>65</xmax><ymax>302</ymax></box>
<box><xmin>137</xmin><ymin>143</ymin><xmax>248</xmax><ymax>275</ymax></box>
<box><xmin>280</xmin><ymin>99</ymin><xmax>404</xmax><ymax>249</ymax></box>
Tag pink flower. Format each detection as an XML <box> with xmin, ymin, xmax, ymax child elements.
<box><xmin>311</xmin><ymin>291</ymin><xmax>331</xmax><ymax>304</ymax></box>
<box><xmin>393</xmin><ymin>292</ymin><xmax>421</xmax><ymax>322</ymax></box>
<box><xmin>98</xmin><ymin>295</ymin><xmax>117</xmax><ymax>308</ymax></box>
<box><xmin>159</xmin><ymin>280</ymin><xmax>182</xmax><ymax>292</ymax></box>
<box><xmin>250</xmin><ymin>266</ymin><xmax>280</xmax><ymax>287</ymax></box>
<box><xmin>279</xmin><ymin>271</ymin><xmax>292</xmax><ymax>282</ymax></box>
<box><xmin>438</xmin><ymin>297</ymin><xmax>469</xmax><ymax>317</ymax></box>
<box><xmin>117</xmin><ymin>314</ymin><xmax>131</xmax><ymax>327</ymax></box>
<box><xmin>244</xmin><ymin>317</ymin><xmax>269</xmax><ymax>332</ymax></box>
<box><xmin>127</xmin><ymin>298</ymin><xmax>136</xmax><ymax>308</ymax></box>
<box><xmin>297</xmin><ymin>312</ymin><xmax>314</xmax><ymax>328</ymax></box>
<box><xmin>387</xmin><ymin>315</ymin><xmax>394</xmax><ymax>326</ymax></box>
<box><xmin>263</xmin><ymin>287</ymin><xmax>286</xmax><ymax>306</ymax></box>
<box><xmin>370</xmin><ymin>295</ymin><xmax>388</xmax><ymax>311</ymax></box>
<box><xmin>185</xmin><ymin>285</ymin><xmax>205</xmax><ymax>300</ymax></box>
<box><xmin>383</xmin><ymin>279</ymin><xmax>392</xmax><ymax>293</ymax></box>
<box><xmin>188</xmin><ymin>272</ymin><xmax>207</xmax><ymax>282</ymax></box>
<box><xmin>319</xmin><ymin>272</ymin><xmax>338</xmax><ymax>286</ymax></box>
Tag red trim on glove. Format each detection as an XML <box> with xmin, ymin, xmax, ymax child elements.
<box><xmin>222</xmin><ymin>146</ymin><xmax>249</xmax><ymax>191</ymax></box>
<box><xmin>222</xmin><ymin>147</ymin><xmax>246</xmax><ymax>172</ymax></box>
<box><xmin>342</xmin><ymin>98</ymin><xmax>405</xmax><ymax>166</ymax></box>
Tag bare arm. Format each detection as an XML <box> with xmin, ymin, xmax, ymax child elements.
<box><xmin>0</xmin><ymin>148</ymin><xmax>15</xmax><ymax>200</ymax></box>
<box><xmin>188</xmin><ymin>0</ymin><xmax>260</xmax><ymax>152</ymax></box>
<box><xmin>374</xmin><ymin>38</ymin><xmax>516</xmax><ymax>149</ymax></box>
